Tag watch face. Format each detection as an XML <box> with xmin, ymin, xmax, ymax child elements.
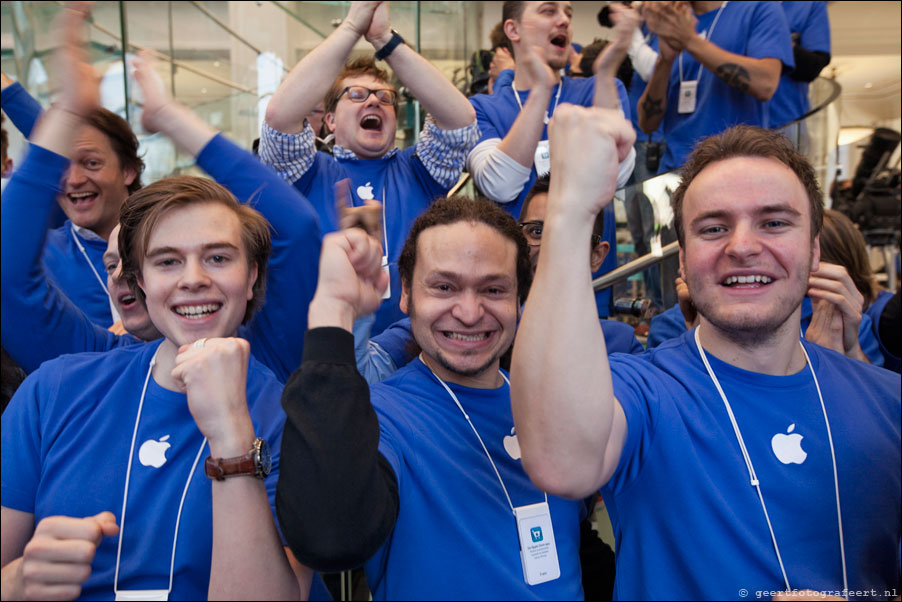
<box><xmin>256</xmin><ymin>438</ymin><xmax>272</xmax><ymax>477</ymax></box>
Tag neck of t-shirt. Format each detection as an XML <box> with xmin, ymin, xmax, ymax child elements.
<box><xmin>513</xmin><ymin>65</ymin><xmax>563</xmax><ymax>92</ymax></box>
<box><xmin>695</xmin><ymin>315</ymin><xmax>809</xmax><ymax>376</ymax></box>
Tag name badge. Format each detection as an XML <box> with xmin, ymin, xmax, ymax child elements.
<box><xmin>678</xmin><ymin>80</ymin><xmax>698</xmax><ymax>114</ymax></box>
<box><xmin>381</xmin><ymin>255</ymin><xmax>391</xmax><ymax>300</ymax></box>
<box><xmin>514</xmin><ymin>501</ymin><xmax>560</xmax><ymax>586</ymax></box>
<box><xmin>534</xmin><ymin>140</ymin><xmax>551</xmax><ymax>177</ymax></box>
<box><xmin>116</xmin><ymin>590</ymin><xmax>168</xmax><ymax>601</ymax></box>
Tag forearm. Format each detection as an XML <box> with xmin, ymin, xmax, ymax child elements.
<box><xmin>637</xmin><ymin>55</ymin><xmax>672</xmax><ymax>133</ymax></box>
<box><xmin>265</xmin><ymin>24</ymin><xmax>361</xmax><ymax>134</ymax></box>
<box><xmin>496</xmin><ymin>85</ymin><xmax>552</xmax><ymax>169</ymax></box>
<box><xmin>511</xmin><ymin>208</ymin><xmax>616</xmax><ymax>499</ymax></box>
<box><xmin>276</xmin><ymin>328</ymin><xmax>399</xmax><ymax>571</ymax></box>
<box><xmin>594</xmin><ymin>71</ymin><xmax>622</xmax><ymax>111</ymax></box>
<box><xmin>1</xmin><ymin>82</ymin><xmax>43</xmax><ymax>138</ymax></box>
<box><xmin>378</xmin><ymin>41</ymin><xmax>475</xmax><ymax>130</ymax></box>
<box><xmin>685</xmin><ymin>35</ymin><xmax>781</xmax><ymax>101</ymax></box>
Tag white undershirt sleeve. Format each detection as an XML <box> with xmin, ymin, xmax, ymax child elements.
<box><xmin>466</xmin><ymin>138</ymin><xmax>533</xmax><ymax>204</ymax></box>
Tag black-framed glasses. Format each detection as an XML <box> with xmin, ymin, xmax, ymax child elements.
<box><xmin>338</xmin><ymin>86</ymin><xmax>398</xmax><ymax>106</ymax></box>
<box><xmin>519</xmin><ymin>220</ymin><xmax>602</xmax><ymax>247</ymax></box>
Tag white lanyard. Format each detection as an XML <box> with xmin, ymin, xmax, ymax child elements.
<box><xmin>114</xmin><ymin>348</ymin><xmax>208</xmax><ymax>600</ymax></box>
<box><xmin>693</xmin><ymin>329</ymin><xmax>848</xmax><ymax>596</ymax></box>
<box><xmin>512</xmin><ymin>79</ymin><xmax>563</xmax><ymax>126</ymax></box>
<box><xmin>419</xmin><ymin>355</ymin><xmax>548</xmax><ymax>514</ymax></box>
<box><xmin>70</xmin><ymin>225</ymin><xmax>120</xmax><ymax>323</ymax></box>
<box><xmin>679</xmin><ymin>1</ymin><xmax>728</xmax><ymax>83</ymax></box>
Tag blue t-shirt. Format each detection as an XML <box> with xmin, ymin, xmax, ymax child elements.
<box><xmin>365</xmin><ymin>358</ymin><xmax>584</xmax><ymax>600</ymax></box>
<box><xmin>295</xmin><ymin>150</ymin><xmax>447</xmax><ymax>335</ymax></box>
<box><xmin>866</xmin><ymin>289</ymin><xmax>900</xmax><ymax>374</ymax></box>
<box><xmin>604</xmin><ymin>331</ymin><xmax>901</xmax><ymax>600</ymax></box>
<box><xmin>656</xmin><ymin>1</ymin><xmax>794</xmax><ymax>172</ymax></box>
<box><xmin>769</xmin><ymin>1</ymin><xmax>831</xmax><ymax>128</ymax></box>
<box><xmin>469</xmin><ymin>75</ymin><xmax>630</xmax><ymax>316</ymax></box>
<box><xmin>647</xmin><ymin>298</ymin><xmax>885</xmax><ymax>367</ymax></box>
<box><xmin>1</xmin><ymin>341</ymin><xmax>286</xmax><ymax>601</ymax></box>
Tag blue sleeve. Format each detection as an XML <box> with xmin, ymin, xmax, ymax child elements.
<box><xmin>1</xmin><ymin>81</ymin><xmax>43</xmax><ymax>138</ymax></box>
<box><xmin>354</xmin><ymin>314</ymin><xmax>401</xmax><ymax>385</ymax></box>
<box><xmin>798</xmin><ymin>2</ymin><xmax>831</xmax><ymax>54</ymax></box>
<box><xmin>1</xmin><ymin>145</ymin><xmax>126</xmax><ymax>373</ymax></box>
<box><xmin>470</xmin><ymin>95</ymin><xmax>503</xmax><ymax>143</ymax></box>
<box><xmin>857</xmin><ymin>312</ymin><xmax>884</xmax><ymax>368</ymax></box>
<box><xmin>748</xmin><ymin>1</ymin><xmax>795</xmax><ymax>69</ymax></box>
<box><xmin>646</xmin><ymin>306</ymin><xmax>687</xmax><ymax>349</ymax></box>
<box><xmin>370</xmin><ymin>318</ymin><xmax>414</xmax><ymax>370</ymax></box>
<box><xmin>0</xmin><ymin>368</ymin><xmax>54</xmax><ymax>512</ymax></box>
<box><xmin>197</xmin><ymin>134</ymin><xmax>322</xmax><ymax>383</ymax></box>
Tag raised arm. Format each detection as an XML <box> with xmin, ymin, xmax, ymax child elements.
<box><xmin>636</xmin><ymin>31</ymin><xmax>679</xmax><ymax>133</ymax></box>
<box><xmin>593</xmin><ymin>3</ymin><xmax>640</xmax><ymax>110</ymax></box>
<box><xmin>364</xmin><ymin>3</ymin><xmax>474</xmax><ymax>129</ymax></box>
<box><xmin>1</xmin><ymin>72</ymin><xmax>43</xmax><ymax>139</ymax></box>
<box><xmin>264</xmin><ymin>1</ymin><xmax>383</xmax><ymax>134</ymax></box>
<box><xmin>511</xmin><ymin>104</ymin><xmax>634</xmax><ymax>499</ymax></box>
<box><xmin>277</xmin><ymin>229</ymin><xmax>400</xmax><ymax>570</ymax></box>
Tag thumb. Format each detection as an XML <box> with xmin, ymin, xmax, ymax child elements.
<box><xmin>91</xmin><ymin>511</ymin><xmax>120</xmax><ymax>538</ymax></box>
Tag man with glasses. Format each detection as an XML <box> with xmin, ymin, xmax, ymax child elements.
<box><xmin>260</xmin><ymin>1</ymin><xmax>478</xmax><ymax>335</ymax></box>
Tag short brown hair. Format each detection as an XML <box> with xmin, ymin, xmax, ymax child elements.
<box><xmin>84</xmin><ymin>108</ymin><xmax>144</xmax><ymax>194</ymax></box>
<box><xmin>324</xmin><ymin>56</ymin><xmax>398</xmax><ymax>114</ymax></box>
<box><xmin>399</xmin><ymin>196</ymin><xmax>533</xmax><ymax>304</ymax></box>
<box><xmin>118</xmin><ymin>176</ymin><xmax>271</xmax><ymax>324</ymax></box>
<box><xmin>489</xmin><ymin>20</ymin><xmax>513</xmax><ymax>54</ymax></box>
<box><xmin>671</xmin><ymin>126</ymin><xmax>824</xmax><ymax>246</ymax></box>
<box><xmin>820</xmin><ymin>209</ymin><xmax>877</xmax><ymax>308</ymax></box>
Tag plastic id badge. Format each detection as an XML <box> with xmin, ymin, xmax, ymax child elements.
<box><xmin>514</xmin><ymin>501</ymin><xmax>560</xmax><ymax>585</ymax></box>
<box><xmin>381</xmin><ymin>255</ymin><xmax>391</xmax><ymax>300</ymax></box>
<box><xmin>678</xmin><ymin>80</ymin><xmax>698</xmax><ymax>114</ymax></box>
<box><xmin>534</xmin><ymin>140</ymin><xmax>551</xmax><ymax>177</ymax></box>
<box><xmin>116</xmin><ymin>590</ymin><xmax>168</xmax><ymax>601</ymax></box>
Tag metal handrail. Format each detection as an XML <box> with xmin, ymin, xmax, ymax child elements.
<box><xmin>593</xmin><ymin>241</ymin><xmax>679</xmax><ymax>292</ymax></box>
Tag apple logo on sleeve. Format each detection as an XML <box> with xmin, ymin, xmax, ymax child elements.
<box><xmin>138</xmin><ymin>435</ymin><xmax>171</xmax><ymax>468</ymax></box>
<box><xmin>356</xmin><ymin>182</ymin><xmax>375</xmax><ymax>201</ymax></box>
<box><xmin>770</xmin><ymin>424</ymin><xmax>807</xmax><ymax>465</ymax></box>
<box><xmin>503</xmin><ymin>427</ymin><xmax>521</xmax><ymax>461</ymax></box>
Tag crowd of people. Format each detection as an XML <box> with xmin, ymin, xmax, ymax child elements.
<box><xmin>1</xmin><ymin>1</ymin><xmax>899</xmax><ymax>601</ymax></box>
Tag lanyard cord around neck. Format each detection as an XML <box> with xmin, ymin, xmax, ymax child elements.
<box><xmin>114</xmin><ymin>348</ymin><xmax>208</xmax><ymax>597</ymax></box>
<box><xmin>679</xmin><ymin>1</ymin><xmax>728</xmax><ymax>83</ymax></box>
<box><xmin>419</xmin><ymin>355</ymin><xmax>548</xmax><ymax>515</ymax></box>
<box><xmin>512</xmin><ymin>79</ymin><xmax>563</xmax><ymax>126</ymax></box>
<box><xmin>693</xmin><ymin>328</ymin><xmax>848</xmax><ymax>596</ymax></box>
<box><xmin>70</xmin><ymin>225</ymin><xmax>112</xmax><ymax>298</ymax></box>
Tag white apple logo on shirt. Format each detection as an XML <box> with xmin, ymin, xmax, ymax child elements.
<box><xmin>771</xmin><ymin>424</ymin><xmax>807</xmax><ymax>465</ymax></box>
<box><xmin>503</xmin><ymin>427</ymin><xmax>521</xmax><ymax>461</ymax></box>
<box><xmin>139</xmin><ymin>435</ymin><xmax>171</xmax><ymax>468</ymax></box>
<box><xmin>357</xmin><ymin>182</ymin><xmax>374</xmax><ymax>201</ymax></box>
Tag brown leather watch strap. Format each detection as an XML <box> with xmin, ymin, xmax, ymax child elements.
<box><xmin>205</xmin><ymin>449</ymin><xmax>257</xmax><ymax>480</ymax></box>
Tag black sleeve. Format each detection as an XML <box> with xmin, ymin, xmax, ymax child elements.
<box><xmin>276</xmin><ymin>327</ymin><xmax>400</xmax><ymax>572</ymax></box>
<box><xmin>878</xmin><ymin>291</ymin><xmax>901</xmax><ymax>358</ymax></box>
<box><xmin>791</xmin><ymin>47</ymin><xmax>831</xmax><ymax>83</ymax></box>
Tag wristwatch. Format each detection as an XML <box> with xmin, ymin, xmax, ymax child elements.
<box><xmin>375</xmin><ymin>30</ymin><xmax>405</xmax><ymax>61</ymax></box>
<box><xmin>205</xmin><ymin>437</ymin><xmax>271</xmax><ymax>480</ymax></box>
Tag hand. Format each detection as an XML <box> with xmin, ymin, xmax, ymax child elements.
<box><xmin>335</xmin><ymin>179</ymin><xmax>383</xmax><ymax>242</ymax></box>
<box><xmin>365</xmin><ymin>1</ymin><xmax>392</xmax><ymax>48</ymax></box>
<box><xmin>593</xmin><ymin>3</ymin><xmax>640</xmax><ymax>77</ymax></box>
<box><xmin>343</xmin><ymin>1</ymin><xmax>383</xmax><ymax>39</ymax></box>
<box><xmin>657</xmin><ymin>36</ymin><xmax>681</xmax><ymax>63</ymax></box>
<box><xmin>132</xmin><ymin>51</ymin><xmax>172</xmax><ymax>134</ymax></box>
<box><xmin>1</xmin><ymin>71</ymin><xmax>13</xmax><ymax>90</ymax></box>
<box><xmin>806</xmin><ymin>262</ymin><xmax>866</xmax><ymax>360</ymax></box>
<box><xmin>675</xmin><ymin>276</ymin><xmax>698</xmax><ymax>329</ymax></box>
<box><xmin>18</xmin><ymin>512</ymin><xmax>118</xmax><ymax>601</ymax></box>
<box><xmin>172</xmin><ymin>337</ymin><xmax>254</xmax><ymax>454</ymax></box>
<box><xmin>644</xmin><ymin>1</ymin><xmax>696</xmax><ymax>51</ymax></box>
<box><xmin>308</xmin><ymin>229</ymin><xmax>389</xmax><ymax>330</ymax></box>
<box><xmin>488</xmin><ymin>47</ymin><xmax>515</xmax><ymax>80</ymax></box>
<box><xmin>547</xmin><ymin>104</ymin><xmax>636</xmax><ymax>219</ymax></box>
<box><xmin>50</xmin><ymin>2</ymin><xmax>101</xmax><ymax>117</ymax></box>
<box><xmin>517</xmin><ymin>34</ymin><xmax>556</xmax><ymax>91</ymax></box>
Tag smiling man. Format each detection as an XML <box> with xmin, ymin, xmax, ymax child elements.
<box><xmin>277</xmin><ymin>197</ymin><xmax>586</xmax><ymax>600</ymax></box>
<box><xmin>512</xmin><ymin>111</ymin><xmax>900</xmax><ymax>599</ymax></box>
<box><xmin>260</xmin><ymin>0</ymin><xmax>478</xmax><ymax>336</ymax></box>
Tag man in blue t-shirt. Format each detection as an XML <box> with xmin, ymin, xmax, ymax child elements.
<box><xmin>468</xmin><ymin>1</ymin><xmax>637</xmax><ymax>318</ymax></box>
<box><xmin>513</xmin><ymin>106</ymin><xmax>900</xmax><ymax>600</ymax></box>
<box><xmin>277</xmin><ymin>197</ymin><xmax>586</xmax><ymax>599</ymax></box>
<box><xmin>259</xmin><ymin>1</ymin><xmax>478</xmax><ymax>336</ymax></box>
<box><xmin>638</xmin><ymin>1</ymin><xmax>794</xmax><ymax>173</ymax></box>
